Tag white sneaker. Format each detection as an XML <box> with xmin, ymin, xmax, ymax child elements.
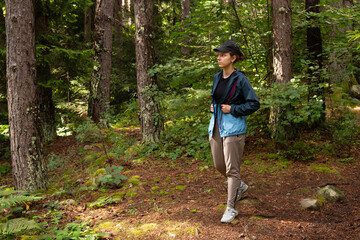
<box><xmin>236</xmin><ymin>182</ymin><xmax>248</xmax><ymax>203</ymax></box>
<box><xmin>221</xmin><ymin>207</ymin><xmax>238</xmax><ymax>223</ymax></box>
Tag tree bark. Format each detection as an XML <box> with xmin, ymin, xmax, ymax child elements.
<box><xmin>134</xmin><ymin>0</ymin><xmax>164</xmax><ymax>143</ymax></box>
<box><xmin>123</xmin><ymin>0</ymin><xmax>132</xmax><ymax>26</ymax></box>
<box><xmin>5</xmin><ymin>0</ymin><xmax>48</xmax><ymax>191</ymax></box>
<box><xmin>88</xmin><ymin>0</ymin><xmax>114</xmax><ymax>125</ymax></box>
<box><xmin>272</xmin><ymin>0</ymin><xmax>293</xmax><ymax>84</ymax></box>
<box><xmin>270</xmin><ymin>0</ymin><xmax>294</xmax><ymax>140</ymax></box>
<box><xmin>306</xmin><ymin>0</ymin><xmax>325</xmax><ymax>125</ymax></box>
<box><xmin>181</xmin><ymin>0</ymin><xmax>190</xmax><ymax>57</ymax></box>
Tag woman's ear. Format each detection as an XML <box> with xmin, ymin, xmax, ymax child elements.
<box><xmin>232</xmin><ymin>55</ymin><xmax>237</xmax><ymax>63</ymax></box>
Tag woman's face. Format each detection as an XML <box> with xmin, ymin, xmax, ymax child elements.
<box><xmin>217</xmin><ymin>52</ymin><xmax>236</xmax><ymax>69</ymax></box>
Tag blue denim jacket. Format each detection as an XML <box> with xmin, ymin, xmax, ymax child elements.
<box><xmin>208</xmin><ymin>69</ymin><xmax>260</xmax><ymax>138</ymax></box>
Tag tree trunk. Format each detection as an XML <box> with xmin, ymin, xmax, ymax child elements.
<box><xmin>123</xmin><ymin>0</ymin><xmax>132</xmax><ymax>26</ymax></box>
<box><xmin>5</xmin><ymin>0</ymin><xmax>48</xmax><ymax>191</ymax></box>
<box><xmin>114</xmin><ymin>0</ymin><xmax>122</xmax><ymax>45</ymax></box>
<box><xmin>306</xmin><ymin>0</ymin><xmax>325</xmax><ymax>125</ymax></box>
<box><xmin>0</xmin><ymin>5</ymin><xmax>5</xmax><ymax>47</ymax></box>
<box><xmin>84</xmin><ymin>1</ymin><xmax>94</xmax><ymax>43</ymax></box>
<box><xmin>134</xmin><ymin>0</ymin><xmax>164</xmax><ymax>143</ymax></box>
<box><xmin>113</xmin><ymin>0</ymin><xmax>123</xmax><ymax>67</ymax></box>
<box><xmin>35</xmin><ymin>0</ymin><xmax>57</xmax><ymax>143</ymax></box>
<box><xmin>272</xmin><ymin>0</ymin><xmax>293</xmax><ymax>84</ymax></box>
<box><xmin>181</xmin><ymin>0</ymin><xmax>190</xmax><ymax>57</ymax></box>
<box><xmin>328</xmin><ymin>0</ymin><xmax>353</xmax><ymax>85</ymax></box>
<box><xmin>88</xmin><ymin>0</ymin><xmax>114</xmax><ymax>125</ymax></box>
<box><xmin>0</xmin><ymin>3</ymin><xmax>6</xmax><ymax>96</ymax></box>
<box><xmin>270</xmin><ymin>0</ymin><xmax>294</xmax><ymax>140</ymax></box>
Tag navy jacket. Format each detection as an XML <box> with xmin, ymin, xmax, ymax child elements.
<box><xmin>208</xmin><ymin>69</ymin><xmax>260</xmax><ymax>137</ymax></box>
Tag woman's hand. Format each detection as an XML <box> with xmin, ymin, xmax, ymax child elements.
<box><xmin>210</xmin><ymin>104</ymin><xmax>214</xmax><ymax>113</ymax></box>
<box><xmin>221</xmin><ymin>104</ymin><xmax>231</xmax><ymax>113</ymax></box>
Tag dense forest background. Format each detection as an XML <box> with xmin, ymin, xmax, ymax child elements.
<box><xmin>0</xmin><ymin>0</ymin><xmax>360</xmax><ymax>238</ymax></box>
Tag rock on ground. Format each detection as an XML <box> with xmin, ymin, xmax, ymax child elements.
<box><xmin>317</xmin><ymin>185</ymin><xmax>345</xmax><ymax>203</ymax></box>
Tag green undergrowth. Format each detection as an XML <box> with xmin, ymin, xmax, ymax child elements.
<box><xmin>1</xmin><ymin>99</ymin><xmax>358</xmax><ymax>239</ymax></box>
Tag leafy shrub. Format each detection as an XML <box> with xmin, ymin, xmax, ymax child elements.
<box><xmin>279</xmin><ymin>141</ymin><xmax>319</xmax><ymax>162</ymax></box>
<box><xmin>40</xmin><ymin>222</ymin><xmax>107</xmax><ymax>239</ymax></box>
<box><xmin>97</xmin><ymin>165</ymin><xmax>127</xmax><ymax>187</ymax></box>
<box><xmin>134</xmin><ymin>88</ymin><xmax>212</xmax><ymax>163</ymax></box>
<box><xmin>47</xmin><ymin>154</ymin><xmax>68</xmax><ymax>171</ymax></box>
<box><xmin>0</xmin><ymin>162</ymin><xmax>10</xmax><ymax>176</ymax></box>
<box><xmin>75</xmin><ymin>119</ymin><xmax>105</xmax><ymax>143</ymax></box>
<box><xmin>329</xmin><ymin>108</ymin><xmax>360</xmax><ymax>153</ymax></box>
<box><xmin>261</xmin><ymin>79</ymin><xmax>326</xmax><ymax>138</ymax></box>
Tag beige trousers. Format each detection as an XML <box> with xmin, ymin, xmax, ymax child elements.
<box><xmin>209</xmin><ymin>119</ymin><xmax>245</xmax><ymax>208</ymax></box>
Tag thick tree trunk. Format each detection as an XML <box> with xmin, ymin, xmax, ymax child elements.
<box><xmin>181</xmin><ymin>0</ymin><xmax>190</xmax><ymax>57</ymax></box>
<box><xmin>306</xmin><ymin>0</ymin><xmax>325</xmax><ymax>125</ymax></box>
<box><xmin>272</xmin><ymin>0</ymin><xmax>293</xmax><ymax>84</ymax></box>
<box><xmin>134</xmin><ymin>0</ymin><xmax>164</xmax><ymax>143</ymax></box>
<box><xmin>88</xmin><ymin>0</ymin><xmax>114</xmax><ymax>125</ymax></box>
<box><xmin>35</xmin><ymin>1</ymin><xmax>57</xmax><ymax>143</ymax></box>
<box><xmin>5</xmin><ymin>0</ymin><xmax>48</xmax><ymax>191</ymax></box>
<box><xmin>270</xmin><ymin>0</ymin><xmax>294</xmax><ymax>140</ymax></box>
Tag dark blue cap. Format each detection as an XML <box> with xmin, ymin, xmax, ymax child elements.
<box><xmin>214</xmin><ymin>40</ymin><xmax>244</xmax><ymax>57</ymax></box>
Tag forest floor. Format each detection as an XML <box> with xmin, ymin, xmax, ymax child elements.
<box><xmin>1</xmin><ymin>117</ymin><xmax>360</xmax><ymax>239</ymax></box>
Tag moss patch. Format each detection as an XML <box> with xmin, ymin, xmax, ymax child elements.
<box><xmin>309</xmin><ymin>164</ymin><xmax>339</xmax><ymax>174</ymax></box>
<box><xmin>127</xmin><ymin>175</ymin><xmax>141</xmax><ymax>186</ymax></box>
<box><xmin>174</xmin><ymin>185</ymin><xmax>186</xmax><ymax>191</ymax></box>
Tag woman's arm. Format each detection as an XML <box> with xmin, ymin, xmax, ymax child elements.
<box><xmin>230</xmin><ymin>77</ymin><xmax>260</xmax><ymax>116</ymax></box>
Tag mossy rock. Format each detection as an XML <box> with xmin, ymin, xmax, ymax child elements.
<box><xmin>93</xmin><ymin>154</ymin><xmax>112</xmax><ymax>167</ymax></box>
<box><xmin>317</xmin><ymin>185</ymin><xmax>345</xmax><ymax>202</ymax></box>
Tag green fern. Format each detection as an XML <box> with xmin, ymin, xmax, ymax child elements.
<box><xmin>0</xmin><ymin>218</ymin><xmax>39</xmax><ymax>235</ymax></box>
<box><xmin>0</xmin><ymin>186</ymin><xmax>43</xmax><ymax>236</ymax></box>
<box><xmin>0</xmin><ymin>194</ymin><xmax>42</xmax><ymax>209</ymax></box>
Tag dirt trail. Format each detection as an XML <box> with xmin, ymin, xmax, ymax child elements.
<box><xmin>32</xmin><ymin>132</ymin><xmax>360</xmax><ymax>240</ymax></box>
